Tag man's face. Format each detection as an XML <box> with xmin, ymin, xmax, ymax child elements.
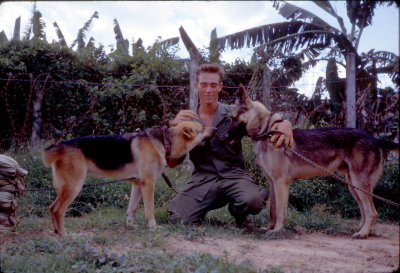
<box><xmin>195</xmin><ymin>72</ymin><xmax>222</xmax><ymax>106</ymax></box>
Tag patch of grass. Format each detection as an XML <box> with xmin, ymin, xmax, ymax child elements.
<box><xmin>285</xmin><ymin>204</ymin><xmax>354</xmax><ymax>235</ymax></box>
<box><xmin>2</xmin><ymin>220</ymin><xmax>282</xmax><ymax>273</ymax></box>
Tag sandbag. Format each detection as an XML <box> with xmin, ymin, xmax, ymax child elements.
<box><xmin>0</xmin><ymin>154</ymin><xmax>27</xmax><ymax>232</ymax></box>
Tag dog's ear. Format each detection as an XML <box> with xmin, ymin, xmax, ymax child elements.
<box><xmin>182</xmin><ymin>126</ymin><xmax>195</xmax><ymax>140</ymax></box>
<box><xmin>238</xmin><ymin>83</ymin><xmax>249</xmax><ymax>105</ymax></box>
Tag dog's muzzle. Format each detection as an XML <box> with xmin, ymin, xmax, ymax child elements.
<box><xmin>224</xmin><ymin>120</ymin><xmax>248</xmax><ymax>143</ymax></box>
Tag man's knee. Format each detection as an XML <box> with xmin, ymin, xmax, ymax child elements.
<box><xmin>238</xmin><ymin>187</ymin><xmax>268</xmax><ymax>214</ymax></box>
<box><xmin>247</xmin><ymin>193</ymin><xmax>267</xmax><ymax>213</ymax></box>
<box><xmin>167</xmin><ymin>194</ymin><xmax>204</xmax><ymax>225</ymax></box>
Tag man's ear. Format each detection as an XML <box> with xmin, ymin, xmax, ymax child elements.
<box><xmin>238</xmin><ymin>83</ymin><xmax>249</xmax><ymax>104</ymax></box>
<box><xmin>182</xmin><ymin>126</ymin><xmax>195</xmax><ymax>140</ymax></box>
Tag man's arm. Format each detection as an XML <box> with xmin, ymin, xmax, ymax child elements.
<box><xmin>169</xmin><ymin>110</ymin><xmax>199</xmax><ymax>126</ymax></box>
<box><xmin>270</xmin><ymin>119</ymin><xmax>294</xmax><ymax>148</ymax></box>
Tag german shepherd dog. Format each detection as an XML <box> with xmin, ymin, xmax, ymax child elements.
<box><xmin>43</xmin><ymin>121</ymin><xmax>215</xmax><ymax>236</ymax></box>
<box><xmin>227</xmin><ymin>85</ymin><xmax>399</xmax><ymax>239</ymax></box>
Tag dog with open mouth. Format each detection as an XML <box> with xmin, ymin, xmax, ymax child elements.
<box><xmin>43</xmin><ymin>121</ymin><xmax>215</xmax><ymax>236</ymax></box>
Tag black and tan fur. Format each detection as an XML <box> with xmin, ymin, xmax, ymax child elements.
<box><xmin>43</xmin><ymin>121</ymin><xmax>214</xmax><ymax>236</ymax></box>
<box><xmin>228</xmin><ymin>85</ymin><xmax>399</xmax><ymax>239</ymax></box>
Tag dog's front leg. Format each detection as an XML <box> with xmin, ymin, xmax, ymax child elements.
<box><xmin>141</xmin><ymin>179</ymin><xmax>157</xmax><ymax>228</ymax></box>
<box><xmin>126</xmin><ymin>183</ymin><xmax>142</xmax><ymax>228</ymax></box>
<box><xmin>270</xmin><ymin>177</ymin><xmax>291</xmax><ymax>232</ymax></box>
<box><xmin>267</xmin><ymin>180</ymin><xmax>277</xmax><ymax>230</ymax></box>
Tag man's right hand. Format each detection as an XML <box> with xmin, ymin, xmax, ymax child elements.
<box><xmin>169</xmin><ymin>110</ymin><xmax>199</xmax><ymax>126</ymax></box>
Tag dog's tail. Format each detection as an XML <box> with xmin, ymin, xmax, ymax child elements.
<box><xmin>377</xmin><ymin>139</ymin><xmax>399</xmax><ymax>154</ymax></box>
<box><xmin>42</xmin><ymin>144</ymin><xmax>67</xmax><ymax>166</ymax></box>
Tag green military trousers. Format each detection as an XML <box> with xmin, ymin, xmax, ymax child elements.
<box><xmin>167</xmin><ymin>175</ymin><xmax>268</xmax><ymax>225</ymax></box>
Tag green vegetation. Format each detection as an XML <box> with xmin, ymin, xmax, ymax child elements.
<box><xmin>1</xmin><ymin>143</ymin><xmax>398</xmax><ymax>272</ymax></box>
<box><xmin>0</xmin><ymin>4</ymin><xmax>398</xmax><ymax>272</ymax></box>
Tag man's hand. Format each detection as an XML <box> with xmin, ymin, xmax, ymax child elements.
<box><xmin>270</xmin><ymin>120</ymin><xmax>294</xmax><ymax>147</ymax></box>
<box><xmin>169</xmin><ymin>110</ymin><xmax>199</xmax><ymax>126</ymax></box>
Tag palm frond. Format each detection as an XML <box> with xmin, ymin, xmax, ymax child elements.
<box><xmin>361</xmin><ymin>50</ymin><xmax>399</xmax><ymax>82</ymax></box>
<box><xmin>86</xmin><ymin>37</ymin><xmax>95</xmax><ymax>49</ymax></box>
<box><xmin>215</xmin><ymin>21</ymin><xmax>355</xmax><ymax>58</ymax></box>
<box><xmin>22</xmin><ymin>3</ymin><xmax>36</xmax><ymax>40</ymax></box>
<box><xmin>53</xmin><ymin>22</ymin><xmax>67</xmax><ymax>47</ymax></box>
<box><xmin>0</xmin><ymin>31</ymin><xmax>8</xmax><ymax>46</ymax></box>
<box><xmin>362</xmin><ymin>50</ymin><xmax>398</xmax><ymax>64</ymax></box>
<box><xmin>179</xmin><ymin>26</ymin><xmax>202</xmax><ymax>59</ymax></box>
<box><xmin>312</xmin><ymin>1</ymin><xmax>347</xmax><ymax>34</ymax></box>
<box><xmin>209</xmin><ymin>27</ymin><xmax>220</xmax><ymax>62</ymax></box>
<box><xmin>159</xmin><ymin>37</ymin><xmax>179</xmax><ymax>48</ymax></box>
<box><xmin>346</xmin><ymin>0</ymin><xmax>376</xmax><ymax>29</ymax></box>
<box><xmin>32</xmin><ymin>10</ymin><xmax>46</xmax><ymax>40</ymax></box>
<box><xmin>113</xmin><ymin>18</ymin><xmax>129</xmax><ymax>54</ymax></box>
<box><xmin>12</xmin><ymin>16</ymin><xmax>21</xmax><ymax>40</ymax></box>
<box><xmin>275</xmin><ymin>1</ymin><xmax>340</xmax><ymax>33</ymax></box>
<box><xmin>71</xmin><ymin>11</ymin><xmax>99</xmax><ymax>51</ymax></box>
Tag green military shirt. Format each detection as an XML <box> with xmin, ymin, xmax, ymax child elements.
<box><xmin>180</xmin><ymin>103</ymin><xmax>254</xmax><ymax>201</ymax></box>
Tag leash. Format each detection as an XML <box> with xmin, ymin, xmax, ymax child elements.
<box><xmin>162</xmin><ymin>172</ymin><xmax>178</xmax><ymax>193</ymax></box>
<box><xmin>0</xmin><ymin>172</ymin><xmax>177</xmax><ymax>195</ymax></box>
<box><xmin>0</xmin><ymin>176</ymin><xmax>139</xmax><ymax>195</ymax></box>
<box><xmin>252</xmin><ymin>130</ymin><xmax>400</xmax><ymax>208</ymax></box>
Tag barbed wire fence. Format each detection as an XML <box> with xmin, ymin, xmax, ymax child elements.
<box><xmin>0</xmin><ymin>66</ymin><xmax>399</xmax><ymax>150</ymax></box>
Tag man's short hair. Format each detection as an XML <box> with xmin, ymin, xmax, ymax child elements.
<box><xmin>196</xmin><ymin>63</ymin><xmax>224</xmax><ymax>83</ymax></box>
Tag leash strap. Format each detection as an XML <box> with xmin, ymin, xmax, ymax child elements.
<box><xmin>161</xmin><ymin>172</ymin><xmax>177</xmax><ymax>193</ymax></box>
<box><xmin>0</xmin><ymin>177</ymin><xmax>138</xmax><ymax>194</ymax></box>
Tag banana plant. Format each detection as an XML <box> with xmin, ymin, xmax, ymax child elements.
<box><xmin>22</xmin><ymin>3</ymin><xmax>46</xmax><ymax>41</ymax></box>
<box><xmin>70</xmin><ymin>11</ymin><xmax>99</xmax><ymax>53</ymax></box>
<box><xmin>12</xmin><ymin>17</ymin><xmax>21</xmax><ymax>41</ymax></box>
<box><xmin>53</xmin><ymin>21</ymin><xmax>67</xmax><ymax>47</ymax></box>
<box><xmin>159</xmin><ymin>37</ymin><xmax>179</xmax><ymax>48</ymax></box>
<box><xmin>212</xmin><ymin>0</ymin><xmax>399</xmax><ymax>126</ymax></box>
<box><xmin>113</xmin><ymin>18</ymin><xmax>129</xmax><ymax>54</ymax></box>
<box><xmin>209</xmin><ymin>27</ymin><xmax>220</xmax><ymax>63</ymax></box>
<box><xmin>0</xmin><ymin>31</ymin><xmax>8</xmax><ymax>46</ymax></box>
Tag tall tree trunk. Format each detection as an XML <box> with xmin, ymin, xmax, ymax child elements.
<box><xmin>346</xmin><ymin>53</ymin><xmax>356</xmax><ymax>128</ymax></box>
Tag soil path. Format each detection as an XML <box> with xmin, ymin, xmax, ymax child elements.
<box><xmin>166</xmin><ymin>223</ymin><xmax>399</xmax><ymax>273</ymax></box>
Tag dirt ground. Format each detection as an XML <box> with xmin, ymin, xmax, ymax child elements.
<box><xmin>2</xmin><ymin>223</ymin><xmax>398</xmax><ymax>272</ymax></box>
<box><xmin>166</xmin><ymin>223</ymin><xmax>400</xmax><ymax>273</ymax></box>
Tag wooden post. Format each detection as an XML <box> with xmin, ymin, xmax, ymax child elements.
<box><xmin>31</xmin><ymin>74</ymin><xmax>49</xmax><ymax>144</ymax></box>
<box><xmin>179</xmin><ymin>26</ymin><xmax>203</xmax><ymax>111</ymax></box>
<box><xmin>189</xmin><ymin>56</ymin><xmax>200</xmax><ymax>111</ymax></box>
<box><xmin>346</xmin><ymin>53</ymin><xmax>356</xmax><ymax>128</ymax></box>
<box><xmin>262</xmin><ymin>65</ymin><xmax>271</xmax><ymax>110</ymax></box>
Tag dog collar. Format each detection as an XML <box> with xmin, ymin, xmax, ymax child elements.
<box><xmin>125</xmin><ymin>127</ymin><xmax>171</xmax><ymax>164</ymax></box>
<box><xmin>252</xmin><ymin>114</ymin><xmax>284</xmax><ymax>141</ymax></box>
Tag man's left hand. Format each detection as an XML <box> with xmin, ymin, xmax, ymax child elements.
<box><xmin>270</xmin><ymin>120</ymin><xmax>294</xmax><ymax>147</ymax></box>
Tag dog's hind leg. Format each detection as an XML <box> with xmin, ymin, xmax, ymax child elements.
<box><xmin>345</xmin><ymin>173</ymin><xmax>366</xmax><ymax>229</ymax></box>
<box><xmin>348</xmin><ymin>165</ymin><xmax>381</xmax><ymax>239</ymax></box>
<box><xmin>49</xmin><ymin>155</ymin><xmax>86</xmax><ymax>236</ymax></box>
<box><xmin>126</xmin><ymin>183</ymin><xmax>142</xmax><ymax>228</ymax></box>
<box><xmin>50</xmin><ymin>182</ymin><xmax>85</xmax><ymax>235</ymax></box>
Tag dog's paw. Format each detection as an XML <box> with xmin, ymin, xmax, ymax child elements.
<box><xmin>265</xmin><ymin>229</ymin><xmax>293</xmax><ymax>239</ymax></box>
<box><xmin>351</xmin><ymin>232</ymin><xmax>368</xmax><ymax>239</ymax></box>
<box><xmin>126</xmin><ymin>219</ymin><xmax>137</xmax><ymax>229</ymax></box>
<box><xmin>147</xmin><ymin>219</ymin><xmax>157</xmax><ymax>228</ymax></box>
<box><xmin>149</xmin><ymin>224</ymin><xmax>160</xmax><ymax>230</ymax></box>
